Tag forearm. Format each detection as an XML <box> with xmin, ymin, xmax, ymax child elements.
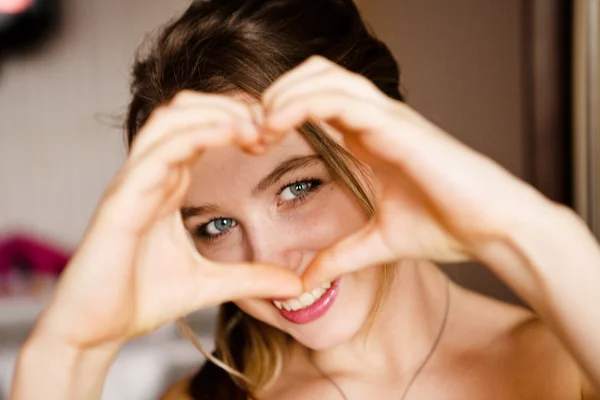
<box><xmin>477</xmin><ymin>199</ymin><xmax>600</xmax><ymax>388</ymax></box>
<box><xmin>10</xmin><ymin>331</ymin><xmax>121</xmax><ymax>400</ymax></box>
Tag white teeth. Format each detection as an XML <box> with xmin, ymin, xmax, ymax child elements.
<box><xmin>299</xmin><ymin>293</ymin><xmax>315</xmax><ymax>307</ymax></box>
<box><xmin>288</xmin><ymin>299</ymin><xmax>302</xmax><ymax>311</ymax></box>
<box><xmin>272</xmin><ymin>281</ymin><xmax>333</xmax><ymax>312</ymax></box>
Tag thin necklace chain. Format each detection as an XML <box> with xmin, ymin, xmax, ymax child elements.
<box><xmin>309</xmin><ymin>276</ymin><xmax>451</xmax><ymax>400</ymax></box>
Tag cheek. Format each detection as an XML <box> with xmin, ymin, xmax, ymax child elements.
<box><xmin>203</xmin><ymin>184</ymin><xmax>366</xmax><ymax>262</ymax></box>
<box><xmin>299</xmin><ymin>184</ymin><xmax>367</xmax><ymax>245</ymax></box>
<box><xmin>231</xmin><ymin>187</ymin><xmax>370</xmax><ymax>333</ymax></box>
<box><xmin>195</xmin><ymin>235</ymin><xmax>246</xmax><ymax>263</ymax></box>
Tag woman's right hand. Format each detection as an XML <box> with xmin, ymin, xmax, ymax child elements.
<box><xmin>32</xmin><ymin>91</ymin><xmax>302</xmax><ymax>350</ymax></box>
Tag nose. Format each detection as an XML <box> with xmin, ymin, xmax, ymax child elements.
<box><xmin>246</xmin><ymin>227</ymin><xmax>305</xmax><ymax>275</ymax></box>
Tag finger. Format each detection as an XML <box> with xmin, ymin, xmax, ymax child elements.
<box><xmin>264</xmin><ymin>89</ymin><xmax>493</xmax><ymax>205</ymax></box>
<box><xmin>130</xmin><ymin>96</ymin><xmax>257</xmax><ymax>160</ymax></box>
<box><xmin>264</xmin><ymin>69</ymin><xmax>383</xmax><ymax>115</ymax></box>
<box><xmin>130</xmin><ymin>106</ymin><xmax>256</xmax><ymax>160</ymax></box>
<box><xmin>302</xmin><ymin>220</ymin><xmax>396</xmax><ymax>290</ymax></box>
<box><xmin>168</xmin><ymin>91</ymin><xmax>251</xmax><ymax>112</ymax></box>
<box><xmin>159</xmin><ymin>167</ymin><xmax>192</xmax><ymax>220</ymax></box>
<box><xmin>200</xmin><ymin>262</ymin><xmax>303</xmax><ymax>306</ymax></box>
<box><xmin>264</xmin><ymin>91</ymin><xmax>392</xmax><ymax>138</ymax></box>
<box><xmin>170</xmin><ymin>92</ymin><xmax>262</xmax><ymax>146</ymax></box>
<box><xmin>127</xmin><ymin>123</ymin><xmax>237</xmax><ymax>193</ymax></box>
<box><xmin>104</xmin><ymin>124</ymin><xmax>240</xmax><ymax>234</ymax></box>
<box><xmin>262</xmin><ymin>55</ymin><xmax>334</xmax><ymax>108</ymax></box>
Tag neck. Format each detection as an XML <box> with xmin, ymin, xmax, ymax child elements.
<box><xmin>310</xmin><ymin>261</ymin><xmax>450</xmax><ymax>378</ymax></box>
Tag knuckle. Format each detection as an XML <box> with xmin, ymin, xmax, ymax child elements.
<box><xmin>339</xmin><ymin>69</ymin><xmax>370</xmax><ymax>87</ymax></box>
<box><xmin>354</xmin><ymin>73</ymin><xmax>375</xmax><ymax>87</ymax></box>
<box><xmin>171</xmin><ymin>90</ymin><xmax>198</xmax><ymax>104</ymax></box>
<box><xmin>307</xmin><ymin>55</ymin><xmax>332</xmax><ymax>67</ymax></box>
<box><xmin>146</xmin><ymin>105</ymin><xmax>170</xmax><ymax>125</ymax></box>
<box><xmin>228</xmin><ymin>101</ymin><xmax>252</xmax><ymax>119</ymax></box>
<box><xmin>328</xmin><ymin>70</ymin><xmax>355</xmax><ymax>87</ymax></box>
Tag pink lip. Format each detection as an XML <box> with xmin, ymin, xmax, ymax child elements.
<box><xmin>273</xmin><ymin>279</ymin><xmax>340</xmax><ymax>324</ymax></box>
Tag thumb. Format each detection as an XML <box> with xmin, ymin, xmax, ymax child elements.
<box><xmin>199</xmin><ymin>262</ymin><xmax>303</xmax><ymax>305</ymax></box>
<box><xmin>303</xmin><ymin>220</ymin><xmax>397</xmax><ymax>289</ymax></box>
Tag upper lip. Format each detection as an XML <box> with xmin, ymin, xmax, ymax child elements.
<box><xmin>267</xmin><ymin>281</ymin><xmax>333</xmax><ymax>303</ymax></box>
<box><xmin>265</xmin><ymin>296</ymin><xmax>289</xmax><ymax>302</ymax></box>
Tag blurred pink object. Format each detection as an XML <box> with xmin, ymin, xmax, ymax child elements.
<box><xmin>0</xmin><ymin>235</ymin><xmax>70</xmax><ymax>276</ymax></box>
<box><xmin>0</xmin><ymin>0</ymin><xmax>33</xmax><ymax>14</ymax></box>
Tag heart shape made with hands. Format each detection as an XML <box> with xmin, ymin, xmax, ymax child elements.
<box><xmin>136</xmin><ymin>56</ymin><xmax>480</xmax><ymax>312</ymax></box>
<box><xmin>45</xmin><ymin>57</ymin><xmax>526</xmax><ymax>348</ymax></box>
<box><xmin>159</xmin><ymin>104</ymin><xmax>465</xmax><ymax>308</ymax></box>
<box><xmin>136</xmin><ymin>54</ymin><xmax>524</xmax><ymax>320</ymax></box>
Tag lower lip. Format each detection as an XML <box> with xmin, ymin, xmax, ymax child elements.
<box><xmin>275</xmin><ymin>279</ymin><xmax>340</xmax><ymax>324</ymax></box>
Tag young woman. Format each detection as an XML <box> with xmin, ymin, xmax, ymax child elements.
<box><xmin>10</xmin><ymin>0</ymin><xmax>600</xmax><ymax>399</ymax></box>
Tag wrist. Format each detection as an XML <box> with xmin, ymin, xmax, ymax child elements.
<box><xmin>474</xmin><ymin>194</ymin><xmax>598</xmax><ymax>304</ymax></box>
<box><xmin>20</xmin><ymin>328</ymin><xmax>122</xmax><ymax>379</ymax></box>
<box><xmin>11</xmin><ymin>331</ymin><xmax>121</xmax><ymax>400</ymax></box>
<box><xmin>30</xmin><ymin>296</ymin><xmax>128</xmax><ymax>350</ymax></box>
<box><xmin>24</xmin><ymin>325</ymin><xmax>122</xmax><ymax>359</ymax></box>
<box><xmin>491</xmin><ymin>199</ymin><xmax>586</xmax><ymax>267</ymax></box>
<box><xmin>475</xmin><ymin>184</ymin><xmax>563</xmax><ymax>258</ymax></box>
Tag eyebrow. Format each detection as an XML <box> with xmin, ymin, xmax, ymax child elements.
<box><xmin>180</xmin><ymin>155</ymin><xmax>323</xmax><ymax>220</ymax></box>
<box><xmin>252</xmin><ymin>154</ymin><xmax>323</xmax><ymax>196</ymax></box>
<box><xmin>180</xmin><ymin>203</ymin><xmax>219</xmax><ymax>220</ymax></box>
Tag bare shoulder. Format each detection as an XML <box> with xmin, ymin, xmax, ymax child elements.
<box><xmin>448</xmin><ymin>284</ymin><xmax>583</xmax><ymax>398</ymax></box>
<box><xmin>160</xmin><ymin>378</ymin><xmax>193</xmax><ymax>400</ymax></box>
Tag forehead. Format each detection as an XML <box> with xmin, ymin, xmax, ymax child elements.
<box><xmin>186</xmin><ymin>128</ymin><xmax>316</xmax><ymax>204</ymax></box>
<box><xmin>184</xmin><ymin>92</ymin><xmax>344</xmax><ymax>206</ymax></box>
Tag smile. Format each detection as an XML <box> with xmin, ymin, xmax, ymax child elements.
<box><xmin>271</xmin><ymin>279</ymin><xmax>340</xmax><ymax>324</ymax></box>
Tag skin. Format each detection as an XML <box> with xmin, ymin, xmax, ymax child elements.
<box><xmin>10</xmin><ymin>57</ymin><xmax>600</xmax><ymax>400</ymax></box>
<box><xmin>181</xmin><ymin>96</ymin><xmax>380</xmax><ymax>350</ymax></box>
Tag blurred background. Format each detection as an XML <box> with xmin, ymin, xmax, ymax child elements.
<box><xmin>0</xmin><ymin>0</ymin><xmax>598</xmax><ymax>399</ymax></box>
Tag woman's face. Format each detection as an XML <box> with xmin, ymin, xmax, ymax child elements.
<box><xmin>182</xmin><ymin>119</ymin><xmax>381</xmax><ymax>350</ymax></box>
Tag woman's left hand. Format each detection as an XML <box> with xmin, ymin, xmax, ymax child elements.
<box><xmin>262</xmin><ymin>56</ymin><xmax>552</xmax><ymax>287</ymax></box>
<box><xmin>263</xmin><ymin>56</ymin><xmax>600</xmax><ymax>395</ymax></box>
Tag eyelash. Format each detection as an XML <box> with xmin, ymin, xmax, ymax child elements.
<box><xmin>194</xmin><ymin>177</ymin><xmax>323</xmax><ymax>242</ymax></box>
<box><xmin>276</xmin><ymin>177</ymin><xmax>323</xmax><ymax>208</ymax></box>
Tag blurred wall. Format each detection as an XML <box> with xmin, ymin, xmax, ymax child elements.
<box><xmin>0</xmin><ymin>0</ymin><xmax>547</xmax><ymax>304</ymax></box>
<box><xmin>0</xmin><ymin>0</ymin><xmax>191</xmax><ymax>249</ymax></box>
<box><xmin>361</xmin><ymin>0</ymin><xmax>526</xmax><ymax>176</ymax></box>
<box><xmin>360</xmin><ymin>0</ymin><xmax>535</xmax><ymax>304</ymax></box>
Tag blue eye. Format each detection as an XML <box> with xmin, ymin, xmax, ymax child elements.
<box><xmin>203</xmin><ymin>218</ymin><xmax>237</xmax><ymax>236</ymax></box>
<box><xmin>280</xmin><ymin>180</ymin><xmax>315</xmax><ymax>201</ymax></box>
